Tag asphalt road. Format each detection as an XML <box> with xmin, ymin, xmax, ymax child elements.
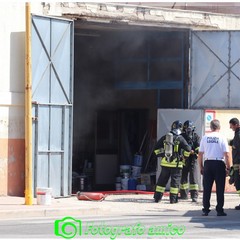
<box><xmin>0</xmin><ymin>211</ymin><xmax>240</xmax><ymax>239</ymax></box>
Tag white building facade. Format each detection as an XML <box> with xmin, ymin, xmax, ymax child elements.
<box><xmin>1</xmin><ymin>2</ymin><xmax>240</xmax><ymax>196</ymax></box>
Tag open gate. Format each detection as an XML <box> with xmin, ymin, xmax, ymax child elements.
<box><xmin>31</xmin><ymin>15</ymin><xmax>74</xmax><ymax>197</ymax></box>
<box><xmin>190</xmin><ymin>30</ymin><xmax>240</xmax><ymax>108</ymax></box>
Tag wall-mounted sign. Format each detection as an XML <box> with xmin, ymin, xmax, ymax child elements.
<box><xmin>205</xmin><ymin>110</ymin><xmax>216</xmax><ymax>133</ymax></box>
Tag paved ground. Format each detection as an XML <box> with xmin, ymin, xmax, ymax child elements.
<box><xmin>0</xmin><ymin>191</ymin><xmax>239</xmax><ymax>219</ymax></box>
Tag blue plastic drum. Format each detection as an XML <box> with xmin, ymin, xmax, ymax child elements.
<box><xmin>128</xmin><ymin>178</ymin><xmax>137</xmax><ymax>190</ymax></box>
<box><xmin>133</xmin><ymin>154</ymin><xmax>143</xmax><ymax>167</ymax></box>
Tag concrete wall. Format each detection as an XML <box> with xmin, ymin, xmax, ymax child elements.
<box><xmin>124</xmin><ymin>2</ymin><xmax>240</xmax><ymax>15</ymax></box>
<box><xmin>0</xmin><ymin>2</ymin><xmax>25</xmax><ymax>196</ymax></box>
<box><xmin>0</xmin><ymin>2</ymin><xmax>42</xmax><ymax>196</ymax></box>
<box><xmin>43</xmin><ymin>2</ymin><xmax>240</xmax><ymax>30</ymax></box>
<box><xmin>209</xmin><ymin>109</ymin><xmax>240</xmax><ymax>142</ymax></box>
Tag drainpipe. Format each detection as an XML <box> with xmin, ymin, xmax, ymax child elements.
<box><xmin>25</xmin><ymin>2</ymin><xmax>33</xmax><ymax>205</ymax></box>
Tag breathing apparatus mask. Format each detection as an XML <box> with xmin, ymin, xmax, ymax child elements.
<box><xmin>183</xmin><ymin>120</ymin><xmax>195</xmax><ymax>139</ymax></box>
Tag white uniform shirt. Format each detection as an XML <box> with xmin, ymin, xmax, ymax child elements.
<box><xmin>199</xmin><ymin>131</ymin><xmax>229</xmax><ymax>160</ymax></box>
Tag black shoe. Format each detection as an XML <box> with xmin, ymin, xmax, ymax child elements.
<box><xmin>202</xmin><ymin>208</ymin><xmax>210</xmax><ymax>216</ymax></box>
<box><xmin>217</xmin><ymin>212</ymin><xmax>227</xmax><ymax>216</ymax></box>
<box><xmin>154</xmin><ymin>198</ymin><xmax>160</xmax><ymax>203</ymax></box>
<box><xmin>170</xmin><ymin>200</ymin><xmax>178</xmax><ymax>204</ymax></box>
<box><xmin>235</xmin><ymin>205</ymin><xmax>240</xmax><ymax>210</ymax></box>
<box><xmin>192</xmin><ymin>198</ymin><xmax>198</xmax><ymax>202</ymax></box>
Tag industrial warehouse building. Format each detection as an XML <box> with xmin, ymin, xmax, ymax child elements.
<box><xmin>1</xmin><ymin>2</ymin><xmax>240</xmax><ymax>198</ymax></box>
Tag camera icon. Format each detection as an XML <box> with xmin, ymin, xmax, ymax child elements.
<box><xmin>54</xmin><ymin>216</ymin><xmax>82</xmax><ymax>239</ymax></box>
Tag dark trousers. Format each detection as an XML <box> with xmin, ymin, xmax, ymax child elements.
<box><xmin>155</xmin><ymin>166</ymin><xmax>182</xmax><ymax>202</ymax></box>
<box><xmin>233</xmin><ymin>168</ymin><xmax>240</xmax><ymax>191</ymax></box>
<box><xmin>203</xmin><ymin>160</ymin><xmax>226</xmax><ymax>213</ymax></box>
<box><xmin>180</xmin><ymin>159</ymin><xmax>199</xmax><ymax>199</ymax></box>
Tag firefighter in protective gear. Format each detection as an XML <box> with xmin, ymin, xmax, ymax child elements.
<box><xmin>154</xmin><ymin>120</ymin><xmax>191</xmax><ymax>204</ymax></box>
<box><xmin>179</xmin><ymin>120</ymin><xmax>200</xmax><ymax>202</ymax></box>
<box><xmin>229</xmin><ymin>118</ymin><xmax>240</xmax><ymax>210</ymax></box>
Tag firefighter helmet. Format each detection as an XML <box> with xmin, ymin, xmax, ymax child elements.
<box><xmin>171</xmin><ymin>120</ymin><xmax>182</xmax><ymax>135</ymax></box>
<box><xmin>183</xmin><ymin>120</ymin><xmax>195</xmax><ymax>130</ymax></box>
<box><xmin>183</xmin><ymin>120</ymin><xmax>195</xmax><ymax>137</ymax></box>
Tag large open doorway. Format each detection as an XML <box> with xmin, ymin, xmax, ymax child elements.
<box><xmin>72</xmin><ymin>21</ymin><xmax>190</xmax><ymax>192</ymax></box>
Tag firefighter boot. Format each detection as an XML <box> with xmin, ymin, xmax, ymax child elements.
<box><xmin>191</xmin><ymin>190</ymin><xmax>198</xmax><ymax>202</ymax></box>
<box><xmin>190</xmin><ymin>190</ymin><xmax>198</xmax><ymax>202</ymax></box>
<box><xmin>170</xmin><ymin>193</ymin><xmax>178</xmax><ymax>204</ymax></box>
<box><xmin>179</xmin><ymin>189</ymin><xmax>188</xmax><ymax>200</ymax></box>
<box><xmin>153</xmin><ymin>192</ymin><xmax>163</xmax><ymax>203</ymax></box>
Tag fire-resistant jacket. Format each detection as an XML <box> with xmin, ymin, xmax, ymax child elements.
<box><xmin>231</xmin><ymin>127</ymin><xmax>240</xmax><ymax>165</ymax></box>
<box><xmin>154</xmin><ymin>132</ymin><xmax>191</xmax><ymax>168</ymax></box>
<box><xmin>181</xmin><ymin>132</ymin><xmax>200</xmax><ymax>163</ymax></box>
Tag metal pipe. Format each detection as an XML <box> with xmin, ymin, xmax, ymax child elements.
<box><xmin>25</xmin><ymin>2</ymin><xmax>33</xmax><ymax>205</ymax></box>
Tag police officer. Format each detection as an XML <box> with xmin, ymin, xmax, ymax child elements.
<box><xmin>229</xmin><ymin>117</ymin><xmax>240</xmax><ymax>210</ymax></box>
<box><xmin>180</xmin><ymin>120</ymin><xmax>200</xmax><ymax>202</ymax></box>
<box><xmin>154</xmin><ymin>120</ymin><xmax>191</xmax><ymax>204</ymax></box>
<box><xmin>198</xmin><ymin>119</ymin><xmax>230</xmax><ymax>216</ymax></box>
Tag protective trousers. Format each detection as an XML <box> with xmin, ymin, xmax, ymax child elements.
<box><xmin>233</xmin><ymin>166</ymin><xmax>240</xmax><ymax>196</ymax></box>
<box><xmin>202</xmin><ymin>160</ymin><xmax>226</xmax><ymax>213</ymax></box>
<box><xmin>180</xmin><ymin>158</ymin><xmax>199</xmax><ymax>200</ymax></box>
<box><xmin>154</xmin><ymin>166</ymin><xmax>182</xmax><ymax>203</ymax></box>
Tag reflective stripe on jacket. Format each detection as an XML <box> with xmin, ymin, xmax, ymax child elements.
<box><xmin>160</xmin><ymin>157</ymin><xmax>183</xmax><ymax>168</ymax></box>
